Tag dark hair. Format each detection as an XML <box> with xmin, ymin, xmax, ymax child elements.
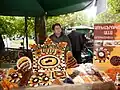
<box><xmin>52</xmin><ymin>23</ymin><xmax>61</xmax><ymax>30</ymax></box>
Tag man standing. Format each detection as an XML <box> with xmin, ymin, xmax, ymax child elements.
<box><xmin>68</xmin><ymin>29</ymin><xmax>84</xmax><ymax>64</ymax></box>
<box><xmin>50</xmin><ymin>23</ymin><xmax>72</xmax><ymax>51</ymax></box>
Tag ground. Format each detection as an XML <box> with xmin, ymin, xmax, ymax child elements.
<box><xmin>4</xmin><ymin>39</ymin><xmax>35</xmax><ymax>49</ymax></box>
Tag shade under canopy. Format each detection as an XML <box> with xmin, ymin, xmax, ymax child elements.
<box><xmin>0</xmin><ymin>0</ymin><xmax>93</xmax><ymax>16</ymax></box>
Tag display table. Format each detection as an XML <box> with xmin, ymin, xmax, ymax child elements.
<box><xmin>15</xmin><ymin>84</ymin><xmax>92</xmax><ymax>90</ymax></box>
<box><xmin>15</xmin><ymin>81</ymin><xmax>116</xmax><ymax>90</ymax></box>
<box><xmin>92</xmin><ymin>81</ymin><xmax>116</xmax><ymax>90</ymax></box>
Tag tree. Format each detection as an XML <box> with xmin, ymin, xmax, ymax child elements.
<box><xmin>95</xmin><ymin>12</ymin><xmax>120</xmax><ymax>23</ymax></box>
<box><xmin>0</xmin><ymin>16</ymin><xmax>16</xmax><ymax>37</ymax></box>
<box><xmin>95</xmin><ymin>0</ymin><xmax>120</xmax><ymax>23</ymax></box>
<box><xmin>46</xmin><ymin>11</ymin><xmax>89</xmax><ymax>34</ymax></box>
<box><xmin>108</xmin><ymin>0</ymin><xmax>120</xmax><ymax>14</ymax></box>
<box><xmin>0</xmin><ymin>16</ymin><xmax>34</xmax><ymax>37</ymax></box>
<box><xmin>14</xmin><ymin>17</ymin><xmax>34</xmax><ymax>37</ymax></box>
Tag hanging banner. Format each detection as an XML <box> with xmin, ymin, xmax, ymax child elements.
<box><xmin>93</xmin><ymin>23</ymin><xmax>120</xmax><ymax>80</ymax></box>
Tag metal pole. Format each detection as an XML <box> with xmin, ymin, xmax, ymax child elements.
<box><xmin>25</xmin><ymin>16</ymin><xmax>28</xmax><ymax>52</ymax></box>
<box><xmin>22</xmin><ymin>37</ymin><xmax>25</xmax><ymax>53</ymax></box>
<box><xmin>34</xmin><ymin>17</ymin><xmax>37</xmax><ymax>44</ymax></box>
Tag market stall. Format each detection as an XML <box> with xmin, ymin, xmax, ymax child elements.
<box><xmin>0</xmin><ymin>38</ymin><xmax>117</xmax><ymax>90</ymax></box>
<box><xmin>93</xmin><ymin>23</ymin><xmax>120</xmax><ymax>89</ymax></box>
<box><xmin>0</xmin><ymin>0</ymin><xmax>119</xmax><ymax>90</ymax></box>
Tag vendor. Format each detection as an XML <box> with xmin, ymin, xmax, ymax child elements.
<box><xmin>50</xmin><ymin>23</ymin><xmax>72</xmax><ymax>51</ymax></box>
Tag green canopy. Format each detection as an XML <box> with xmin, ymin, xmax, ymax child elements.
<box><xmin>0</xmin><ymin>0</ymin><xmax>93</xmax><ymax>16</ymax></box>
<box><xmin>0</xmin><ymin>0</ymin><xmax>44</xmax><ymax>16</ymax></box>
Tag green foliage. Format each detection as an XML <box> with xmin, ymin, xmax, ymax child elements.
<box><xmin>14</xmin><ymin>17</ymin><xmax>34</xmax><ymax>37</ymax></box>
<box><xmin>0</xmin><ymin>16</ymin><xmax>34</xmax><ymax>37</ymax></box>
<box><xmin>95</xmin><ymin>0</ymin><xmax>120</xmax><ymax>24</ymax></box>
<box><xmin>0</xmin><ymin>16</ymin><xmax>16</xmax><ymax>37</ymax></box>
<box><xmin>108</xmin><ymin>0</ymin><xmax>120</xmax><ymax>14</ymax></box>
<box><xmin>95</xmin><ymin>12</ymin><xmax>120</xmax><ymax>23</ymax></box>
<box><xmin>46</xmin><ymin>12</ymin><xmax>89</xmax><ymax>33</ymax></box>
<box><xmin>0</xmin><ymin>0</ymin><xmax>119</xmax><ymax>37</ymax></box>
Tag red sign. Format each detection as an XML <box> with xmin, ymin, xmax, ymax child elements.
<box><xmin>94</xmin><ymin>24</ymin><xmax>118</xmax><ymax>40</ymax></box>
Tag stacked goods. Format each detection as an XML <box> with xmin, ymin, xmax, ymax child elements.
<box><xmin>0</xmin><ymin>78</ymin><xmax>18</xmax><ymax>90</ymax></box>
<box><xmin>29</xmin><ymin>38</ymin><xmax>68</xmax><ymax>87</ymax></box>
<box><xmin>0</xmin><ymin>38</ymin><xmax>113</xmax><ymax>89</ymax></box>
<box><xmin>52</xmin><ymin>78</ymin><xmax>63</xmax><ymax>85</ymax></box>
<box><xmin>66</xmin><ymin>51</ymin><xmax>79</xmax><ymax>68</ymax></box>
<box><xmin>0</xmin><ymin>38</ymin><xmax>78</xmax><ymax>89</ymax></box>
<box><xmin>0</xmin><ymin>69</ymin><xmax>6</xmax><ymax>81</ymax></box>
<box><xmin>105</xmin><ymin>68</ymin><xmax>120</xmax><ymax>81</ymax></box>
<box><xmin>94</xmin><ymin>23</ymin><xmax>120</xmax><ymax>86</ymax></box>
<box><xmin>0</xmin><ymin>63</ymin><xmax>113</xmax><ymax>89</ymax></box>
<box><xmin>68</xmin><ymin>63</ymin><xmax>112</xmax><ymax>84</ymax></box>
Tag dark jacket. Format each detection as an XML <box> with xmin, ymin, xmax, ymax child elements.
<box><xmin>68</xmin><ymin>31</ymin><xmax>84</xmax><ymax>51</ymax></box>
<box><xmin>0</xmin><ymin>34</ymin><xmax>5</xmax><ymax>52</ymax></box>
<box><xmin>50</xmin><ymin>32</ymin><xmax>72</xmax><ymax>51</ymax></box>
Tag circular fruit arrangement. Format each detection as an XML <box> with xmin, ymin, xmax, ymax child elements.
<box><xmin>17</xmin><ymin>57</ymin><xmax>32</xmax><ymax>72</ymax></box>
<box><xmin>110</xmin><ymin>56</ymin><xmax>120</xmax><ymax>66</ymax></box>
<box><xmin>94</xmin><ymin>47</ymin><xmax>110</xmax><ymax>63</ymax></box>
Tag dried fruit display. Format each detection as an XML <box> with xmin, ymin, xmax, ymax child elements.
<box><xmin>94</xmin><ymin>47</ymin><xmax>110</xmax><ymax>63</ymax></box>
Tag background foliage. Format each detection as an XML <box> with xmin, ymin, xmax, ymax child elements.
<box><xmin>0</xmin><ymin>0</ymin><xmax>119</xmax><ymax>37</ymax></box>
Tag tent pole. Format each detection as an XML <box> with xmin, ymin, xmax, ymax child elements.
<box><xmin>35</xmin><ymin>15</ymin><xmax>46</xmax><ymax>44</ymax></box>
<box><xmin>34</xmin><ymin>17</ymin><xmax>37</xmax><ymax>44</ymax></box>
<box><xmin>25</xmin><ymin>16</ymin><xmax>28</xmax><ymax>52</ymax></box>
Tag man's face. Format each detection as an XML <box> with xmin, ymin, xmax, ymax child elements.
<box><xmin>54</xmin><ymin>25</ymin><xmax>62</xmax><ymax>35</ymax></box>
